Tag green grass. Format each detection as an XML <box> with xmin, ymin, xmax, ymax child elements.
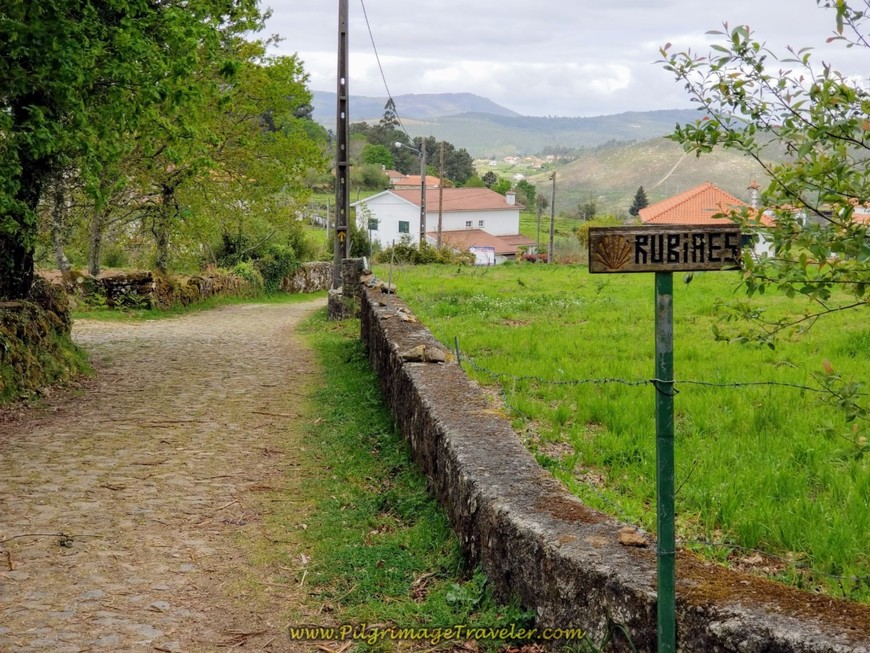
<box><xmin>379</xmin><ymin>262</ymin><xmax>870</xmax><ymax>603</ymax></box>
<box><xmin>293</xmin><ymin>313</ymin><xmax>536</xmax><ymax>651</ymax></box>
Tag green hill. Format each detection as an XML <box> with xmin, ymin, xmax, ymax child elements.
<box><xmin>404</xmin><ymin>110</ymin><xmax>702</xmax><ymax>157</ymax></box>
<box><xmin>313</xmin><ymin>90</ymin><xmax>702</xmax><ymax>157</ymax></box>
<box><xmin>524</xmin><ymin>138</ymin><xmax>771</xmax><ymax>217</ymax></box>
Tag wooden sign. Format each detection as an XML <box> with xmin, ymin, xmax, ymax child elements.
<box><xmin>588</xmin><ymin>225</ymin><xmax>744</xmax><ymax>274</ymax></box>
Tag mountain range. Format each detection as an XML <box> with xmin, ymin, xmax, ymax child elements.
<box><xmin>311</xmin><ymin>91</ymin><xmax>771</xmax><ymax>215</ymax></box>
<box><xmin>311</xmin><ymin>91</ymin><xmax>700</xmax><ymax>157</ymax></box>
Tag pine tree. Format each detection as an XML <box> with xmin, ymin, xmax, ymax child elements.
<box><xmin>379</xmin><ymin>98</ymin><xmax>400</xmax><ymax>129</ymax></box>
<box><xmin>629</xmin><ymin>186</ymin><xmax>649</xmax><ymax>217</ymax></box>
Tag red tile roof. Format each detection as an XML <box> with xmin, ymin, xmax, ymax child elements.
<box><xmin>639</xmin><ymin>182</ymin><xmax>748</xmax><ymax>225</ymax></box>
<box><xmin>393</xmin><ymin>175</ymin><xmax>441</xmax><ymax>189</ymax></box>
<box><xmin>394</xmin><ymin>188</ymin><xmax>522</xmax><ymax>212</ymax></box>
<box><xmin>427</xmin><ymin>229</ymin><xmax>532</xmax><ymax>256</ymax></box>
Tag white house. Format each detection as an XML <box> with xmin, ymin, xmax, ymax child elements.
<box><xmin>352</xmin><ymin>188</ymin><xmax>533</xmax><ymax>262</ymax></box>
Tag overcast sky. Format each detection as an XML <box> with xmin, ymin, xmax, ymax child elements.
<box><xmin>264</xmin><ymin>1</ymin><xmax>866</xmax><ymax>118</ymax></box>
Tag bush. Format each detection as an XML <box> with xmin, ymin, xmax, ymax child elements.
<box><xmin>574</xmin><ymin>215</ymin><xmax>623</xmax><ymax>247</ymax></box>
<box><xmin>254</xmin><ymin>244</ymin><xmax>299</xmax><ymax>292</ymax></box>
<box><xmin>373</xmin><ymin>238</ymin><xmax>474</xmax><ymax>266</ymax></box>
<box><xmin>232</xmin><ymin>261</ymin><xmax>265</xmax><ymax>289</ymax></box>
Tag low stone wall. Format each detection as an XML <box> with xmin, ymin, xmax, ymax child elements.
<box><xmin>40</xmin><ymin>262</ymin><xmax>331</xmax><ymax>311</ymax></box>
<box><xmin>0</xmin><ymin>277</ymin><xmax>83</xmax><ymax>400</ymax></box>
<box><xmin>280</xmin><ymin>262</ymin><xmax>333</xmax><ymax>294</ymax></box>
<box><xmin>360</xmin><ymin>286</ymin><xmax>870</xmax><ymax>652</ymax></box>
<box><xmin>153</xmin><ymin>270</ymin><xmax>255</xmax><ymax>309</ymax></box>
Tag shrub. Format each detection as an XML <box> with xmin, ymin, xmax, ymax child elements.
<box><xmin>574</xmin><ymin>215</ymin><xmax>623</xmax><ymax>248</ymax></box>
<box><xmin>254</xmin><ymin>244</ymin><xmax>299</xmax><ymax>292</ymax></box>
<box><xmin>232</xmin><ymin>261</ymin><xmax>265</xmax><ymax>289</ymax></box>
<box><xmin>373</xmin><ymin>239</ymin><xmax>474</xmax><ymax>266</ymax></box>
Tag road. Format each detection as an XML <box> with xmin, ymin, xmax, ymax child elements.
<box><xmin>0</xmin><ymin>299</ymin><xmax>325</xmax><ymax>652</ymax></box>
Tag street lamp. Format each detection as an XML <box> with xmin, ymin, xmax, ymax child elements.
<box><xmin>395</xmin><ymin>140</ymin><xmax>427</xmax><ymax>246</ymax></box>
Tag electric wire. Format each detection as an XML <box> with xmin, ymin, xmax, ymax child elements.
<box><xmin>359</xmin><ymin>0</ymin><xmax>410</xmax><ymax>138</ymax></box>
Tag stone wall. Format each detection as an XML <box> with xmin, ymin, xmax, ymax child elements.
<box><xmin>40</xmin><ymin>263</ymin><xmax>331</xmax><ymax>311</ymax></box>
<box><xmin>280</xmin><ymin>262</ymin><xmax>333</xmax><ymax>294</ymax></box>
<box><xmin>360</xmin><ymin>286</ymin><xmax>870</xmax><ymax>652</ymax></box>
<box><xmin>0</xmin><ymin>277</ymin><xmax>84</xmax><ymax>400</ymax></box>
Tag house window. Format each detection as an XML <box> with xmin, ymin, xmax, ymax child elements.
<box><xmin>398</xmin><ymin>220</ymin><xmax>410</xmax><ymax>234</ymax></box>
<box><xmin>465</xmin><ymin>220</ymin><xmax>473</xmax><ymax>229</ymax></box>
<box><xmin>478</xmin><ymin>220</ymin><xmax>485</xmax><ymax>228</ymax></box>
<box><xmin>368</xmin><ymin>218</ymin><xmax>378</xmax><ymax>231</ymax></box>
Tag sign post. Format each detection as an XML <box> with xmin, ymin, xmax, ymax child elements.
<box><xmin>589</xmin><ymin>225</ymin><xmax>743</xmax><ymax>653</ymax></box>
<box><xmin>654</xmin><ymin>270</ymin><xmax>675</xmax><ymax>653</ymax></box>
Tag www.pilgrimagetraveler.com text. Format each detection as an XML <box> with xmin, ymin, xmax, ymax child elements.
<box><xmin>287</xmin><ymin>623</ymin><xmax>586</xmax><ymax>646</ymax></box>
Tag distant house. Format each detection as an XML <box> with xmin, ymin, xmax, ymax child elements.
<box><xmin>352</xmin><ymin>188</ymin><xmax>533</xmax><ymax>263</ymax></box>
<box><xmin>640</xmin><ymin>182</ymin><xmax>774</xmax><ymax>258</ymax></box>
<box><xmin>639</xmin><ymin>182</ymin><xmax>749</xmax><ymax>225</ymax></box>
<box><xmin>383</xmin><ymin>169</ymin><xmax>407</xmax><ymax>186</ymax></box>
<box><xmin>431</xmin><ymin>230</ymin><xmax>535</xmax><ymax>265</ymax></box>
<box><xmin>392</xmin><ymin>174</ymin><xmax>441</xmax><ymax>191</ymax></box>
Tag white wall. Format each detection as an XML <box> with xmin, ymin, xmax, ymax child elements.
<box><xmin>355</xmin><ymin>192</ymin><xmax>421</xmax><ymax>248</ymax></box>
<box><xmin>437</xmin><ymin>210</ymin><xmax>519</xmax><ymax>235</ymax></box>
<box><xmin>355</xmin><ymin>192</ymin><xmax>522</xmax><ymax>248</ymax></box>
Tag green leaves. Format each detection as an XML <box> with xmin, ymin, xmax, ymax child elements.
<box><xmin>659</xmin><ymin>1</ymin><xmax>869</xmax><ymax>323</ymax></box>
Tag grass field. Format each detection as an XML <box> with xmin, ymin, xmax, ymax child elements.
<box><xmin>378</xmin><ymin>262</ymin><xmax>869</xmax><ymax>603</ymax></box>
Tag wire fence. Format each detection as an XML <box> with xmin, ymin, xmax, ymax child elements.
<box><xmin>456</xmin><ymin>339</ymin><xmax>865</xmax><ymax>400</ymax></box>
<box><xmin>452</xmin><ymin>338</ymin><xmax>870</xmax><ymax>588</ymax></box>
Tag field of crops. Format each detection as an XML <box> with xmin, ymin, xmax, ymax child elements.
<box><xmin>379</xmin><ymin>262</ymin><xmax>869</xmax><ymax>602</ymax></box>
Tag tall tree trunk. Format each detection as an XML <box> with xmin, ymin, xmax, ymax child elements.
<box><xmin>0</xmin><ymin>155</ymin><xmax>45</xmax><ymax>300</ymax></box>
<box><xmin>51</xmin><ymin>172</ymin><xmax>72</xmax><ymax>275</ymax></box>
<box><xmin>154</xmin><ymin>184</ymin><xmax>174</xmax><ymax>274</ymax></box>
<box><xmin>0</xmin><ymin>232</ymin><xmax>35</xmax><ymax>301</ymax></box>
<box><xmin>88</xmin><ymin>207</ymin><xmax>105</xmax><ymax>277</ymax></box>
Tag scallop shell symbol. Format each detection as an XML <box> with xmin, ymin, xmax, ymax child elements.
<box><xmin>594</xmin><ymin>235</ymin><xmax>632</xmax><ymax>270</ymax></box>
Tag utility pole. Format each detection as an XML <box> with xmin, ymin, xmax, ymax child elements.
<box><xmin>395</xmin><ymin>140</ymin><xmax>427</xmax><ymax>248</ymax></box>
<box><xmin>333</xmin><ymin>0</ymin><xmax>350</xmax><ymax>288</ymax></box>
<box><xmin>437</xmin><ymin>141</ymin><xmax>444</xmax><ymax>248</ymax></box>
<box><xmin>536</xmin><ymin>197</ymin><xmax>542</xmax><ymax>255</ymax></box>
<box><xmin>548</xmin><ymin>171</ymin><xmax>556</xmax><ymax>263</ymax></box>
<box><xmin>419</xmin><ymin>139</ymin><xmax>427</xmax><ymax>246</ymax></box>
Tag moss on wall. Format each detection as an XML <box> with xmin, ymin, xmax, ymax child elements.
<box><xmin>0</xmin><ymin>278</ymin><xmax>89</xmax><ymax>403</ymax></box>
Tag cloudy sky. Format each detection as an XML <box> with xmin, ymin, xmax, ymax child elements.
<box><xmin>264</xmin><ymin>1</ymin><xmax>865</xmax><ymax>117</ymax></box>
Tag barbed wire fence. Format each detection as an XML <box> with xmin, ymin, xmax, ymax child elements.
<box><xmin>452</xmin><ymin>337</ymin><xmax>870</xmax><ymax>589</ymax></box>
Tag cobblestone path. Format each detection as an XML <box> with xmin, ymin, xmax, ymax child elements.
<box><xmin>0</xmin><ymin>300</ymin><xmax>325</xmax><ymax>652</ymax></box>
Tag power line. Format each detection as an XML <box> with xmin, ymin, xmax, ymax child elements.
<box><xmin>358</xmin><ymin>0</ymin><xmax>410</xmax><ymax>138</ymax></box>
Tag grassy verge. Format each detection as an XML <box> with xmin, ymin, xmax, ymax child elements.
<box><xmin>380</xmin><ymin>262</ymin><xmax>869</xmax><ymax>603</ymax></box>
<box><xmin>289</xmin><ymin>312</ymin><xmax>537</xmax><ymax>651</ymax></box>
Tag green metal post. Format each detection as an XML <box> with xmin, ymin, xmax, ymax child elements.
<box><xmin>654</xmin><ymin>271</ymin><xmax>676</xmax><ymax>653</ymax></box>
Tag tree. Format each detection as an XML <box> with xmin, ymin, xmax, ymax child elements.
<box><xmin>629</xmin><ymin>186</ymin><xmax>649</xmax><ymax>217</ymax></box>
<box><xmin>380</xmin><ymin>98</ymin><xmax>401</xmax><ymax>130</ymax></box>
<box><xmin>0</xmin><ymin>0</ymin><xmax>262</xmax><ymax>298</ymax></box>
<box><xmin>415</xmin><ymin>136</ymin><xmax>474</xmax><ymax>185</ymax></box>
<box><xmin>482</xmin><ymin>171</ymin><xmax>499</xmax><ymax>189</ymax></box>
<box><xmin>660</xmin><ymin>2</ymin><xmax>868</xmax><ymax>425</ymax></box>
<box><xmin>464</xmin><ymin>175</ymin><xmax>486</xmax><ymax>188</ymax></box>
<box><xmin>179</xmin><ymin>47</ymin><xmax>326</xmax><ymax>270</ymax></box>
<box><xmin>492</xmin><ymin>179</ymin><xmax>513</xmax><ymax>195</ymax></box>
<box><xmin>659</xmin><ymin>1</ymin><xmax>869</xmax><ymax>322</ymax></box>
<box><xmin>361</xmin><ymin>144</ymin><xmax>395</xmax><ymax>169</ymax></box>
<box><xmin>577</xmin><ymin>200</ymin><xmax>597</xmax><ymax>221</ymax></box>
<box><xmin>515</xmin><ymin>179</ymin><xmax>537</xmax><ymax>207</ymax></box>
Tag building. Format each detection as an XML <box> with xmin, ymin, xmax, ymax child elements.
<box><xmin>639</xmin><ymin>181</ymin><xmax>775</xmax><ymax>257</ymax></box>
<box><xmin>638</xmin><ymin>182</ymin><xmax>749</xmax><ymax>225</ymax></box>
<box><xmin>352</xmin><ymin>188</ymin><xmax>533</xmax><ymax>263</ymax></box>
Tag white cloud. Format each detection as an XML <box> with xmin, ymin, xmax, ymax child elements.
<box><xmin>266</xmin><ymin>0</ymin><xmax>867</xmax><ymax>117</ymax></box>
